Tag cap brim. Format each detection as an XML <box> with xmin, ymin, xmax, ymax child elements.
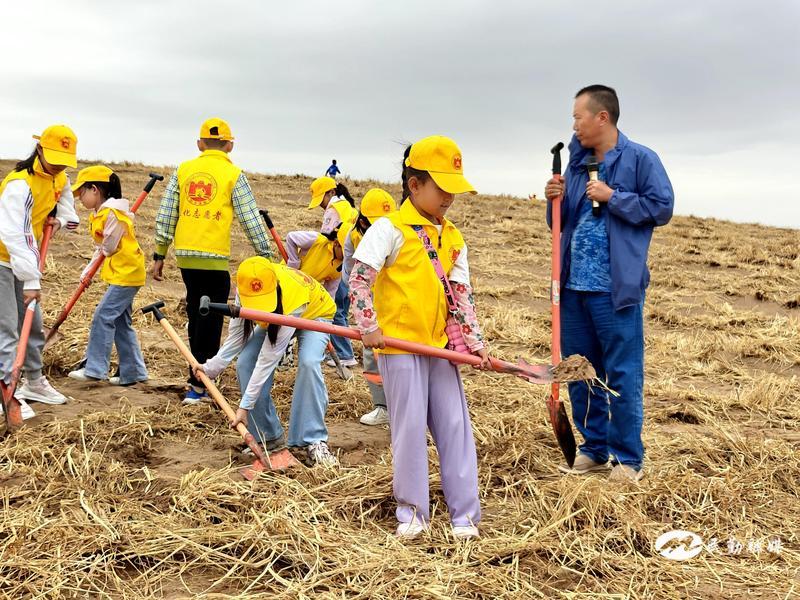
<box><xmin>429</xmin><ymin>172</ymin><xmax>477</xmax><ymax>195</ymax></box>
<box><xmin>70</xmin><ymin>180</ymin><xmax>85</xmax><ymax>193</ymax></box>
<box><xmin>239</xmin><ymin>289</ymin><xmax>278</xmax><ymax>314</ymax></box>
<box><xmin>42</xmin><ymin>147</ymin><xmax>77</xmax><ymax>168</ymax></box>
<box><xmin>307</xmin><ymin>193</ymin><xmax>325</xmax><ymax>209</ymax></box>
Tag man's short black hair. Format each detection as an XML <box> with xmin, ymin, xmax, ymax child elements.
<box><xmin>576</xmin><ymin>84</ymin><xmax>620</xmax><ymax>125</ymax></box>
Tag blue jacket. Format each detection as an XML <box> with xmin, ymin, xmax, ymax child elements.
<box><xmin>547</xmin><ymin>132</ymin><xmax>674</xmax><ymax>309</ymax></box>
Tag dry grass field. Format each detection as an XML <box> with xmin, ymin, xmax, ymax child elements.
<box><xmin>1</xmin><ymin>158</ymin><xmax>798</xmax><ymax>598</ymax></box>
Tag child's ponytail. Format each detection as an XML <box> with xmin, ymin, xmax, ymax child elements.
<box><xmin>15</xmin><ymin>147</ymin><xmax>38</xmax><ymax>175</ymax></box>
<box><xmin>83</xmin><ymin>173</ymin><xmax>123</xmax><ymax>200</ymax></box>
<box><xmin>401</xmin><ymin>144</ymin><xmax>431</xmax><ymax>203</ymax></box>
<box><xmin>267</xmin><ymin>287</ymin><xmax>284</xmax><ymax>346</ymax></box>
<box><xmin>335</xmin><ymin>182</ymin><xmax>356</xmax><ymax>207</ymax></box>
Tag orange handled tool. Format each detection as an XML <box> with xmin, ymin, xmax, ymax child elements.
<box><xmin>548</xmin><ymin>142</ymin><xmax>577</xmax><ymax>467</ymax></box>
<box><xmin>141</xmin><ymin>301</ymin><xmax>299</xmax><ymax>478</ymax></box>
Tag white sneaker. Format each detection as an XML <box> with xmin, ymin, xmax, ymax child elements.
<box><xmin>0</xmin><ymin>397</ymin><xmax>36</xmax><ymax>420</ymax></box>
<box><xmin>360</xmin><ymin>406</ymin><xmax>389</xmax><ymax>426</ymax></box>
<box><xmin>396</xmin><ymin>519</ymin><xmax>427</xmax><ymax>538</ymax></box>
<box><xmin>15</xmin><ymin>376</ymin><xmax>67</xmax><ymax>405</ymax></box>
<box><xmin>452</xmin><ymin>524</ymin><xmax>480</xmax><ymax>539</ymax></box>
<box><xmin>306</xmin><ymin>441</ymin><xmax>338</xmax><ymax>467</ymax></box>
<box><xmin>68</xmin><ymin>368</ymin><xmax>100</xmax><ymax>382</ymax></box>
<box><xmin>326</xmin><ymin>357</ymin><xmax>358</xmax><ymax>368</ymax></box>
<box><xmin>109</xmin><ymin>376</ymin><xmax>121</xmax><ymax>385</ymax></box>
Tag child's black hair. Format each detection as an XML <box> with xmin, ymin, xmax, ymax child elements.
<box><xmin>401</xmin><ymin>144</ymin><xmax>431</xmax><ymax>204</ymax></box>
<box><xmin>241</xmin><ymin>285</ymin><xmax>284</xmax><ymax>346</ymax></box>
<box><xmin>354</xmin><ymin>213</ymin><xmax>372</xmax><ymax>235</ymax></box>
<box><xmin>335</xmin><ymin>182</ymin><xmax>356</xmax><ymax>207</ymax></box>
<box><xmin>266</xmin><ymin>286</ymin><xmax>284</xmax><ymax>346</ymax></box>
<box><xmin>15</xmin><ymin>147</ymin><xmax>39</xmax><ymax>174</ymax></box>
<box><xmin>322</xmin><ymin>224</ymin><xmax>342</xmax><ymax>242</ymax></box>
<box><xmin>82</xmin><ymin>174</ymin><xmax>123</xmax><ymax>200</ymax></box>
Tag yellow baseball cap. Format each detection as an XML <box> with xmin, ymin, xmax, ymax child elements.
<box><xmin>71</xmin><ymin>165</ymin><xmax>114</xmax><ymax>192</ymax></box>
<box><xmin>405</xmin><ymin>135</ymin><xmax>476</xmax><ymax>195</ymax></box>
<box><xmin>308</xmin><ymin>176</ymin><xmax>337</xmax><ymax>209</ymax></box>
<box><xmin>33</xmin><ymin>124</ymin><xmax>78</xmax><ymax>168</ymax></box>
<box><xmin>237</xmin><ymin>256</ymin><xmax>279</xmax><ymax>314</ymax></box>
<box><xmin>200</xmin><ymin>117</ymin><xmax>234</xmax><ymax>141</ymax></box>
<box><xmin>360</xmin><ymin>188</ymin><xmax>397</xmax><ymax>219</ymax></box>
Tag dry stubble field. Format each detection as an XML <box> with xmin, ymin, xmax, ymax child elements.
<box><xmin>1</xmin><ymin>158</ymin><xmax>798</xmax><ymax>598</ymax></box>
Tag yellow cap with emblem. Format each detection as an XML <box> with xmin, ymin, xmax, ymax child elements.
<box><xmin>71</xmin><ymin>165</ymin><xmax>114</xmax><ymax>192</ymax></box>
<box><xmin>405</xmin><ymin>135</ymin><xmax>476</xmax><ymax>195</ymax></box>
<box><xmin>237</xmin><ymin>256</ymin><xmax>279</xmax><ymax>313</ymax></box>
<box><xmin>200</xmin><ymin>117</ymin><xmax>235</xmax><ymax>141</ymax></box>
<box><xmin>33</xmin><ymin>124</ymin><xmax>78</xmax><ymax>168</ymax></box>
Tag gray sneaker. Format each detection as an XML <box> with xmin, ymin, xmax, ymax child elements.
<box><xmin>558</xmin><ymin>452</ymin><xmax>610</xmax><ymax>475</ymax></box>
<box><xmin>306</xmin><ymin>441</ymin><xmax>338</xmax><ymax>467</ymax></box>
<box><xmin>609</xmin><ymin>464</ymin><xmax>644</xmax><ymax>483</ymax></box>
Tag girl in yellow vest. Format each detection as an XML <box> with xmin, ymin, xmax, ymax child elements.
<box><xmin>67</xmin><ymin>166</ymin><xmax>148</xmax><ymax>386</ymax></box>
<box><xmin>285</xmin><ymin>227</ymin><xmax>344</xmax><ymax>298</ymax></box>
<box><xmin>307</xmin><ymin>178</ymin><xmax>359</xmax><ymax>366</ymax></box>
<box><xmin>349</xmin><ymin>136</ymin><xmax>490</xmax><ymax>539</ymax></box>
<box><xmin>0</xmin><ymin>125</ymin><xmax>81</xmax><ymax>415</ymax></box>
<box><xmin>340</xmin><ymin>188</ymin><xmax>397</xmax><ymax>425</ymax></box>
<box><xmin>195</xmin><ymin>257</ymin><xmax>338</xmax><ymax>466</ymax></box>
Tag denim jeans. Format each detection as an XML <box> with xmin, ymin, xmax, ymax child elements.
<box><xmin>236</xmin><ymin>324</ymin><xmax>330</xmax><ymax>447</ymax></box>
<box><xmin>330</xmin><ymin>278</ymin><xmax>354</xmax><ymax>360</ymax></box>
<box><xmin>84</xmin><ymin>285</ymin><xmax>148</xmax><ymax>384</ymax></box>
<box><xmin>560</xmin><ymin>289</ymin><xmax>645</xmax><ymax>469</ymax></box>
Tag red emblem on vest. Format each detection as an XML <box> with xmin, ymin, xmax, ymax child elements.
<box><xmin>186</xmin><ymin>173</ymin><xmax>218</xmax><ymax>206</ymax></box>
<box><xmin>453</xmin><ymin>155</ymin><xmax>462</xmax><ymax>170</ymax></box>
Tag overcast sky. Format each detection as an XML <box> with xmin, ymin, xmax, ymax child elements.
<box><xmin>2</xmin><ymin>0</ymin><xmax>798</xmax><ymax>228</ymax></box>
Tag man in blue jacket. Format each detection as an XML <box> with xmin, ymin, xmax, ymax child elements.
<box><xmin>545</xmin><ymin>84</ymin><xmax>674</xmax><ymax>483</ymax></box>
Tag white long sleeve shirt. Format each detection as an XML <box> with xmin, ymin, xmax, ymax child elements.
<box><xmin>0</xmin><ymin>177</ymin><xmax>80</xmax><ymax>289</ymax></box>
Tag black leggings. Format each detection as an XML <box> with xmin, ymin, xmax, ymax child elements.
<box><xmin>180</xmin><ymin>268</ymin><xmax>231</xmax><ymax>388</ymax></box>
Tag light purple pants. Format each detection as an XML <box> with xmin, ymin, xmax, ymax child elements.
<box><xmin>377</xmin><ymin>353</ymin><xmax>481</xmax><ymax>527</ymax></box>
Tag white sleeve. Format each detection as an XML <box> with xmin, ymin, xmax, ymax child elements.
<box><xmin>202</xmin><ymin>315</ymin><xmax>250</xmax><ymax>379</ymax></box>
<box><xmin>448</xmin><ymin>244</ymin><xmax>471</xmax><ymax>285</ymax></box>
<box><xmin>0</xmin><ymin>180</ymin><xmax>42</xmax><ymax>289</ymax></box>
<box><xmin>241</xmin><ymin>309</ymin><xmax>305</xmax><ymax>409</ymax></box>
<box><xmin>342</xmin><ymin>230</ymin><xmax>356</xmax><ymax>281</ymax></box>
<box><xmin>55</xmin><ymin>178</ymin><xmax>80</xmax><ymax>232</ymax></box>
<box><xmin>352</xmin><ymin>217</ymin><xmax>403</xmax><ymax>271</ymax></box>
<box><xmin>285</xmin><ymin>231</ymin><xmax>318</xmax><ymax>269</ymax></box>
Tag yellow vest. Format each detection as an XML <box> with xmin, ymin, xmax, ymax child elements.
<box><xmin>90</xmin><ymin>207</ymin><xmax>146</xmax><ymax>287</ymax></box>
<box><xmin>332</xmin><ymin>199</ymin><xmax>357</xmax><ymax>230</ymax></box>
<box><xmin>275</xmin><ymin>264</ymin><xmax>336</xmax><ymax>322</ymax></box>
<box><xmin>174</xmin><ymin>150</ymin><xmax>242</xmax><ymax>256</ymax></box>
<box><xmin>374</xmin><ymin>201</ymin><xmax>465</xmax><ymax>354</ymax></box>
<box><xmin>349</xmin><ymin>227</ymin><xmax>363</xmax><ymax>250</ymax></box>
<box><xmin>0</xmin><ymin>159</ymin><xmax>67</xmax><ymax>263</ymax></box>
<box><xmin>299</xmin><ymin>234</ymin><xmax>342</xmax><ymax>284</ymax></box>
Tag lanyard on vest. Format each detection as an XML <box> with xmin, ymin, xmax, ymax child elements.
<box><xmin>411</xmin><ymin>225</ymin><xmax>460</xmax><ymax>316</ymax></box>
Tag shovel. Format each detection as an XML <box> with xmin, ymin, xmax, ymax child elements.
<box><xmin>257</xmin><ymin>209</ymin><xmax>353</xmax><ymax>381</ymax></box>
<box><xmin>2</xmin><ymin>222</ymin><xmax>55</xmax><ymax>430</ymax></box>
<box><xmin>141</xmin><ymin>301</ymin><xmax>299</xmax><ymax>479</ymax></box>
<box><xmin>199</xmin><ymin>297</ymin><xmax>555</xmax><ymax>384</ymax></box>
<box><xmin>547</xmin><ymin>142</ymin><xmax>577</xmax><ymax>468</ymax></box>
<box><xmin>44</xmin><ymin>173</ymin><xmax>164</xmax><ymax>350</ymax></box>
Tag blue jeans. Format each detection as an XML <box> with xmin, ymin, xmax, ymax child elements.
<box><xmin>236</xmin><ymin>325</ymin><xmax>330</xmax><ymax>447</ymax></box>
<box><xmin>84</xmin><ymin>285</ymin><xmax>148</xmax><ymax>384</ymax></box>
<box><xmin>560</xmin><ymin>289</ymin><xmax>644</xmax><ymax>469</ymax></box>
<box><xmin>330</xmin><ymin>278</ymin><xmax>354</xmax><ymax>360</ymax></box>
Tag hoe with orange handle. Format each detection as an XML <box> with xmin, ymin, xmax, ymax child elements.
<box><xmin>2</xmin><ymin>222</ymin><xmax>56</xmax><ymax>431</ymax></box>
<box><xmin>141</xmin><ymin>300</ymin><xmax>299</xmax><ymax>479</ymax></box>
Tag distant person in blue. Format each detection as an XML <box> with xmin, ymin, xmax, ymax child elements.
<box><xmin>544</xmin><ymin>84</ymin><xmax>674</xmax><ymax>483</ymax></box>
<box><xmin>325</xmin><ymin>159</ymin><xmax>340</xmax><ymax>179</ymax></box>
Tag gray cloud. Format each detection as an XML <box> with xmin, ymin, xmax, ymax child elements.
<box><xmin>1</xmin><ymin>0</ymin><xmax>798</xmax><ymax>226</ymax></box>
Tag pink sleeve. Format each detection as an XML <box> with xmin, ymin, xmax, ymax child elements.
<box><xmin>452</xmin><ymin>281</ymin><xmax>485</xmax><ymax>351</ymax></box>
<box><xmin>285</xmin><ymin>230</ymin><xmax>318</xmax><ymax>269</ymax></box>
<box><xmin>100</xmin><ymin>211</ymin><xmax>126</xmax><ymax>256</ymax></box>
<box><xmin>348</xmin><ymin>260</ymin><xmax>379</xmax><ymax>334</ymax></box>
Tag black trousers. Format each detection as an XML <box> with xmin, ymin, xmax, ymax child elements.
<box><xmin>180</xmin><ymin>268</ymin><xmax>231</xmax><ymax>388</ymax></box>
